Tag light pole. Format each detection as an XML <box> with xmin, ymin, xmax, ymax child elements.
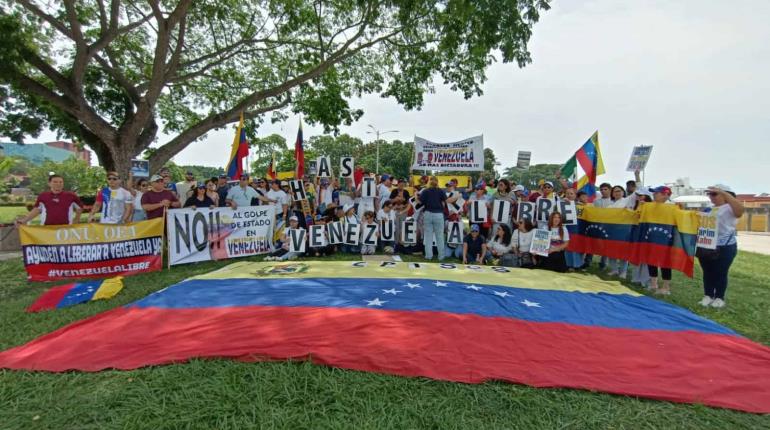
<box><xmin>367</xmin><ymin>124</ymin><xmax>399</xmax><ymax>174</ymax></box>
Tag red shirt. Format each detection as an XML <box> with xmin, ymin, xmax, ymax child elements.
<box><xmin>34</xmin><ymin>191</ymin><xmax>83</xmax><ymax>225</ymax></box>
<box><xmin>141</xmin><ymin>190</ymin><xmax>178</xmax><ymax>219</ymax></box>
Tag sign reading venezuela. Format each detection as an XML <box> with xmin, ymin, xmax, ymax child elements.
<box><xmin>20</xmin><ymin>218</ymin><xmax>164</xmax><ymax>282</ymax></box>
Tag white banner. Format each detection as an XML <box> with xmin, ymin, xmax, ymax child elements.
<box><xmin>412</xmin><ymin>135</ymin><xmax>484</xmax><ymax>171</ymax></box>
<box><xmin>167</xmin><ymin>205</ymin><xmax>275</xmax><ymax>265</ymax></box>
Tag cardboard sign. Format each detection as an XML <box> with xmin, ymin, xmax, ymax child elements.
<box><xmin>381</xmin><ymin>220</ymin><xmax>395</xmax><ymax>241</ymax></box>
<box><xmin>340</xmin><ymin>157</ymin><xmax>354</xmax><ymax>179</ymax></box>
<box><xmin>316</xmin><ymin>156</ymin><xmax>332</xmax><ymax>178</ymax></box>
<box><xmin>409</xmin><ymin>197</ymin><xmax>424</xmax><ymax>217</ymax></box>
<box><xmin>288</xmin><ymin>228</ymin><xmax>306</xmax><ymax>253</ymax></box>
<box><xmin>696</xmin><ymin>211</ymin><xmax>719</xmax><ymax>250</ymax></box>
<box><xmin>536</xmin><ymin>198</ymin><xmax>555</xmax><ymax>224</ymax></box>
<box><xmin>402</xmin><ymin>219</ymin><xmax>417</xmax><ymax>244</ymax></box>
<box><xmin>516</xmin><ymin>151</ymin><xmax>531</xmax><ymax>170</ymax></box>
<box><xmin>362</xmin><ymin>223</ymin><xmax>379</xmax><ymax>246</ymax></box>
<box><xmin>446</xmin><ymin>191</ymin><xmax>465</xmax><ymax>215</ymax></box>
<box><xmin>518</xmin><ymin>201</ymin><xmax>535</xmax><ymax>224</ymax></box>
<box><xmin>309</xmin><ymin>225</ymin><xmax>327</xmax><ymax>248</ymax></box>
<box><xmin>530</xmin><ymin>228</ymin><xmax>552</xmax><ymax>257</ymax></box>
<box><xmin>361</xmin><ymin>177</ymin><xmax>376</xmax><ymax>198</ymax></box>
<box><xmin>327</xmin><ymin>221</ymin><xmax>344</xmax><ymax>245</ymax></box>
<box><xmin>130</xmin><ymin>159</ymin><xmax>150</xmax><ymax>178</ymax></box>
<box><xmin>558</xmin><ymin>200</ymin><xmax>578</xmax><ymax>226</ymax></box>
<box><xmin>492</xmin><ymin>200</ymin><xmax>512</xmax><ymax>224</ymax></box>
<box><xmin>447</xmin><ymin>221</ymin><xmax>464</xmax><ymax>245</ymax></box>
<box><xmin>289</xmin><ymin>180</ymin><xmax>307</xmax><ymax>201</ymax></box>
<box><xmin>345</xmin><ymin>222</ymin><xmax>361</xmax><ymax>245</ymax></box>
<box><xmin>469</xmin><ymin>200</ymin><xmax>488</xmax><ymax>224</ymax></box>
<box><xmin>626</xmin><ymin>145</ymin><xmax>653</xmax><ymax>172</ymax></box>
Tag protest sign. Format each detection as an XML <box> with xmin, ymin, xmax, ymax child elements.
<box><xmin>381</xmin><ymin>220</ymin><xmax>395</xmax><ymax>242</ymax></box>
<box><xmin>340</xmin><ymin>157</ymin><xmax>354</xmax><ymax>179</ymax></box>
<box><xmin>516</xmin><ymin>151</ymin><xmax>531</xmax><ymax>170</ymax></box>
<box><xmin>316</xmin><ymin>156</ymin><xmax>332</xmax><ymax>178</ymax></box>
<box><xmin>20</xmin><ymin>218</ymin><xmax>164</xmax><ymax>281</ymax></box>
<box><xmin>469</xmin><ymin>200</ymin><xmax>488</xmax><ymax>224</ymax></box>
<box><xmin>530</xmin><ymin>228</ymin><xmax>552</xmax><ymax>257</ymax></box>
<box><xmin>130</xmin><ymin>159</ymin><xmax>150</xmax><ymax>178</ymax></box>
<box><xmin>345</xmin><ymin>223</ymin><xmax>361</xmax><ymax>245</ymax></box>
<box><xmin>289</xmin><ymin>180</ymin><xmax>307</xmax><ymax>201</ymax></box>
<box><xmin>559</xmin><ymin>200</ymin><xmax>578</xmax><ymax>225</ymax></box>
<box><xmin>402</xmin><ymin>219</ymin><xmax>417</xmax><ymax>244</ymax></box>
<box><xmin>167</xmin><ymin>205</ymin><xmax>274</xmax><ymax>265</ymax></box>
<box><xmin>327</xmin><ymin>221</ymin><xmax>344</xmax><ymax>245</ymax></box>
<box><xmin>361</xmin><ymin>176</ymin><xmax>376</xmax><ymax>198</ymax></box>
<box><xmin>447</xmin><ymin>221</ymin><xmax>464</xmax><ymax>245</ymax></box>
<box><xmin>309</xmin><ymin>225</ymin><xmax>327</xmax><ymax>248</ymax></box>
<box><xmin>447</xmin><ymin>191</ymin><xmax>465</xmax><ymax>215</ymax></box>
<box><xmin>288</xmin><ymin>228</ymin><xmax>307</xmax><ymax>253</ymax></box>
<box><xmin>518</xmin><ymin>201</ymin><xmax>535</xmax><ymax>224</ymax></box>
<box><xmin>492</xmin><ymin>200</ymin><xmax>512</xmax><ymax>224</ymax></box>
<box><xmin>626</xmin><ymin>145</ymin><xmax>653</xmax><ymax>172</ymax></box>
<box><xmin>409</xmin><ymin>197</ymin><xmax>424</xmax><ymax>217</ymax></box>
<box><xmin>412</xmin><ymin>135</ymin><xmax>484</xmax><ymax>171</ymax></box>
<box><xmin>536</xmin><ymin>198</ymin><xmax>556</xmax><ymax>224</ymax></box>
<box><xmin>696</xmin><ymin>211</ymin><xmax>719</xmax><ymax>250</ymax></box>
<box><xmin>362</xmin><ymin>224</ymin><xmax>379</xmax><ymax>246</ymax></box>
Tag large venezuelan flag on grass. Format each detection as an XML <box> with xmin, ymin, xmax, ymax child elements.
<box><xmin>569</xmin><ymin>203</ymin><xmax>699</xmax><ymax>276</ymax></box>
<box><xmin>1</xmin><ymin>261</ymin><xmax>769</xmax><ymax>413</ymax></box>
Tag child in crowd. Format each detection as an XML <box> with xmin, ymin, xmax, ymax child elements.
<box><xmin>360</xmin><ymin>211</ymin><xmax>379</xmax><ymax>255</ymax></box>
<box><xmin>462</xmin><ymin>224</ymin><xmax>487</xmax><ymax>265</ymax></box>
<box><xmin>265</xmin><ymin>216</ymin><xmax>303</xmax><ymax>261</ymax></box>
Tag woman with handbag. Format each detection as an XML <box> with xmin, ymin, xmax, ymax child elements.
<box><xmin>697</xmin><ymin>185</ymin><xmax>743</xmax><ymax>308</ymax></box>
<box><xmin>486</xmin><ymin>224</ymin><xmax>514</xmax><ymax>265</ymax></box>
<box><xmin>512</xmin><ymin>220</ymin><xmax>537</xmax><ymax>268</ymax></box>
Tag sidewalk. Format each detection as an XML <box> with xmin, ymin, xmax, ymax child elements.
<box><xmin>737</xmin><ymin>232</ymin><xmax>770</xmax><ymax>256</ymax></box>
<box><xmin>0</xmin><ymin>251</ymin><xmax>21</xmax><ymax>262</ymax></box>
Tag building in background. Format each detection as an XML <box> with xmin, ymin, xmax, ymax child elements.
<box><xmin>0</xmin><ymin>141</ymin><xmax>91</xmax><ymax>165</ymax></box>
<box><xmin>736</xmin><ymin>194</ymin><xmax>770</xmax><ymax>232</ymax></box>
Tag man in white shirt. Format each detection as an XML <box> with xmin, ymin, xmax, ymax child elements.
<box><xmin>593</xmin><ymin>182</ymin><xmax>613</xmax><ymax>208</ymax></box>
<box><xmin>88</xmin><ymin>171</ymin><xmax>133</xmax><ymax>224</ymax></box>
<box><xmin>176</xmin><ymin>170</ymin><xmax>198</xmax><ymax>200</ymax></box>
<box><xmin>378</xmin><ymin>175</ymin><xmax>393</xmax><ymax>209</ymax></box>
<box><xmin>266</xmin><ymin>179</ymin><xmax>290</xmax><ymax>221</ymax></box>
<box><xmin>226</xmin><ymin>174</ymin><xmax>259</xmax><ymax>209</ymax></box>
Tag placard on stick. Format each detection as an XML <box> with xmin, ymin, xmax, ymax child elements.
<box><xmin>626</xmin><ymin>145</ymin><xmax>653</xmax><ymax>172</ymax></box>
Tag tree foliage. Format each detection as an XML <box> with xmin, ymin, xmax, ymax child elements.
<box><xmin>0</xmin><ymin>0</ymin><xmax>550</xmax><ymax>176</ymax></box>
<box><xmin>29</xmin><ymin>157</ymin><xmax>105</xmax><ymax>195</ymax></box>
<box><xmin>502</xmin><ymin>163</ymin><xmax>563</xmax><ymax>189</ymax></box>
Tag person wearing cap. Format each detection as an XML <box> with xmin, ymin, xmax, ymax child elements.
<box><xmin>158</xmin><ymin>167</ymin><xmax>178</xmax><ymax>196</ymax></box>
<box><xmin>264</xmin><ymin>216</ymin><xmax>303</xmax><ymax>261</ymax></box>
<box><xmin>512</xmin><ymin>184</ymin><xmax>526</xmax><ymax>200</ymax></box>
<box><xmin>141</xmin><ymin>174</ymin><xmax>180</xmax><ymax>219</ymax></box>
<box><xmin>216</xmin><ymin>175</ymin><xmax>231</xmax><ymax>207</ymax></box>
<box><xmin>226</xmin><ymin>174</ymin><xmax>259</xmax><ymax>209</ymax></box>
<box><xmin>645</xmin><ymin>186</ymin><xmax>675</xmax><ymax>294</ymax></box>
<box><xmin>16</xmin><ymin>174</ymin><xmax>84</xmax><ymax>226</ymax></box>
<box><xmin>445</xmin><ymin>180</ymin><xmax>464</xmax><ymax>220</ymax></box>
<box><xmin>467</xmin><ymin>183</ymin><xmax>492</xmax><ymax>237</ymax></box>
<box><xmin>88</xmin><ymin>171</ymin><xmax>134</xmax><ymax>224</ymax></box>
<box><xmin>462</xmin><ymin>224</ymin><xmax>487</xmax><ymax>264</ymax></box>
<box><xmin>419</xmin><ymin>176</ymin><xmax>448</xmax><ymax>260</ymax></box>
<box><xmin>176</xmin><ymin>170</ymin><xmax>197</xmax><ymax>201</ymax></box>
<box><xmin>527</xmin><ymin>180</ymin><xmax>556</xmax><ymax>203</ymax></box>
<box><xmin>697</xmin><ymin>185</ymin><xmax>744</xmax><ymax>308</ymax></box>
<box><xmin>184</xmin><ymin>183</ymin><xmax>217</xmax><ymax>208</ymax></box>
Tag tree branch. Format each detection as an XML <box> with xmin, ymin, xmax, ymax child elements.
<box><xmin>16</xmin><ymin>0</ymin><xmax>73</xmax><ymax>38</ymax></box>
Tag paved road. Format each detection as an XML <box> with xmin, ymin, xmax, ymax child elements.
<box><xmin>737</xmin><ymin>232</ymin><xmax>770</xmax><ymax>256</ymax></box>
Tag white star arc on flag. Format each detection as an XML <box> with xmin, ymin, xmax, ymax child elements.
<box><xmin>365</xmin><ymin>298</ymin><xmax>387</xmax><ymax>307</ymax></box>
<box><xmin>521</xmin><ymin>299</ymin><xmax>541</xmax><ymax>308</ymax></box>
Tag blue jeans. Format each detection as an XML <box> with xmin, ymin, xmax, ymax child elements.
<box><xmin>445</xmin><ymin>245</ymin><xmax>463</xmax><ymax>259</ymax></box>
<box><xmin>423</xmin><ymin>211</ymin><xmax>446</xmax><ymax>260</ymax></box>
<box><xmin>699</xmin><ymin>243</ymin><xmax>738</xmax><ymax>299</ymax></box>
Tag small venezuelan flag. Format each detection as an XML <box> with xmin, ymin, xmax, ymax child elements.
<box><xmin>27</xmin><ymin>277</ymin><xmax>124</xmax><ymax>312</ymax></box>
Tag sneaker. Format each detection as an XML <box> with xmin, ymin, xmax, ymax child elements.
<box><xmin>618</xmin><ymin>271</ymin><xmax>628</xmax><ymax>280</ymax></box>
<box><xmin>710</xmin><ymin>298</ymin><xmax>726</xmax><ymax>308</ymax></box>
<box><xmin>654</xmin><ymin>288</ymin><xmax>671</xmax><ymax>296</ymax></box>
<box><xmin>699</xmin><ymin>296</ymin><xmax>714</xmax><ymax>307</ymax></box>
<box><xmin>608</xmin><ymin>270</ymin><xmax>619</xmax><ymax>277</ymax></box>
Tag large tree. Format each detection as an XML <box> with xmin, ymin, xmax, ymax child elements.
<box><xmin>0</xmin><ymin>0</ymin><xmax>550</xmax><ymax>176</ymax></box>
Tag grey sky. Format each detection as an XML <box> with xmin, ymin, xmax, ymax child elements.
<box><xmin>42</xmin><ymin>0</ymin><xmax>770</xmax><ymax>193</ymax></box>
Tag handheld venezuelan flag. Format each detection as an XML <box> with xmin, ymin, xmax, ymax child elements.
<box><xmin>225</xmin><ymin>113</ymin><xmax>249</xmax><ymax>180</ymax></box>
<box><xmin>2</xmin><ymin>261</ymin><xmax>770</xmax><ymax>413</ymax></box>
<box><xmin>27</xmin><ymin>277</ymin><xmax>124</xmax><ymax>312</ymax></box>
<box><xmin>266</xmin><ymin>152</ymin><xmax>277</xmax><ymax>180</ymax></box>
<box><xmin>561</xmin><ymin>131</ymin><xmax>605</xmax><ymax>200</ymax></box>
<box><xmin>294</xmin><ymin>120</ymin><xmax>304</xmax><ymax>178</ymax></box>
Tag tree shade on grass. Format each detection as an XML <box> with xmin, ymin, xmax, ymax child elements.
<box><xmin>0</xmin><ymin>253</ymin><xmax>769</xmax><ymax>429</ymax></box>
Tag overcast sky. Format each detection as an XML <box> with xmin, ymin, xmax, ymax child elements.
<box><xmin>34</xmin><ymin>0</ymin><xmax>770</xmax><ymax>193</ymax></box>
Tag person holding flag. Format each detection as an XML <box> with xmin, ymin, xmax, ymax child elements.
<box><xmin>225</xmin><ymin>113</ymin><xmax>249</xmax><ymax>180</ymax></box>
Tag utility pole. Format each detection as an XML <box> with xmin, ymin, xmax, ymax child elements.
<box><xmin>366</xmin><ymin>125</ymin><xmax>399</xmax><ymax>174</ymax></box>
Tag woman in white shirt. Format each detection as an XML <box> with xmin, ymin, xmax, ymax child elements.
<box><xmin>486</xmin><ymin>223</ymin><xmax>513</xmax><ymax>262</ymax></box>
<box><xmin>511</xmin><ymin>220</ymin><xmax>536</xmax><ymax>268</ymax></box>
<box><xmin>607</xmin><ymin>185</ymin><xmax>631</xmax><ymax>279</ymax></box>
<box><xmin>538</xmin><ymin>212</ymin><xmax>570</xmax><ymax>272</ymax></box>
<box><xmin>697</xmin><ymin>184</ymin><xmax>744</xmax><ymax>308</ymax></box>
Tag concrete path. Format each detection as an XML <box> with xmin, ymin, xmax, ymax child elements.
<box><xmin>737</xmin><ymin>232</ymin><xmax>770</xmax><ymax>256</ymax></box>
<box><xmin>0</xmin><ymin>251</ymin><xmax>21</xmax><ymax>262</ymax></box>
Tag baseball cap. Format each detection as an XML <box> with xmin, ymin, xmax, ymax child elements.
<box><xmin>711</xmin><ymin>184</ymin><xmax>734</xmax><ymax>193</ymax></box>
<box><xmin>185</xmin><ymin>170</ymin><xmax>194</xmax><ymax>175</ymax></box>
<box><xmin>280</xmin><ymin>181</ymin><xmax>289</xmax><ymax>187</ymax></box>
<box><xmin>513</xmin><ymin>185</ymin><xmax>525</xmax><ymax>193</ymax></box>
<box><xmin>381</xmin><ymin>174</ymin><xmax>390</xmax><ymax>181</ymax></box>
<box><xmin>218</xmin><ymin>174</ymin><xmax>228</xmax><ymax>179</ymax></box>
<box><xmin>650</xmin><ymin>186</ymin><xmax>672</xmax><ymax>195</ymax></box>
<box><xmin>271</xmin><ymin>179</ymin><xmax>281</xmax><ymax>185</ymax></box>
<box><xmin>635</xmin><ymin>188</ymin><xmax>653</xmax><ymax>197</ymax></box>
<box><xmin>343</xmin><ymin>203</ymin><xmax>354</xmax><ymax>212</ymax></box>
<box><xmin>475</xmin><ymin>184</ymin><xmax>486</xmax><ymax>191</ymax></box>
<box><xmin>239</xmin><ymin>174</ymin><xmax>249</xmax><ymax>180</ymax></box>
<box><xmin>150</xmin><ymin>174</ymin><xmax>163</xmax><ymax>182</ymax></box>
<box><xmin>470</xmin><ymin>224</ymin><xmax>480</xmax><ymax>232</ymax></box>
<box><xmin>315</xmin><ymin>214</ymin><xmax>324</xmax><ymax>221</ymax></box>
<box><xmin>289</xmin><ymin>215</ymin><xmax>299</xmax><ymax>222</ymax></box>
<box><xmin>543</xmin><ymin>181</ymin><xmax>555</xmax><ymax>188</ymax></box>
<box><xmin>320</xmin><ymin>179</ymin><xmax>330</xmax><ymax>186</ymax></box>
<box><xmin>196</xmin><ymin>182</ymin><xmax>206</xmax><ymax>189</ymax></box>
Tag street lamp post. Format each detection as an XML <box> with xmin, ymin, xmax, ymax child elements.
<box><xmin>367</xmin><ymin>125</ymin><xmax>399</xmax><ymax>174</ymax></box>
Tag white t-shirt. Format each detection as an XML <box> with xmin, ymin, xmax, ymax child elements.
<box><xmin>512</xmin><ymin>230</ymin><xmax>534</xmax><ymax>252</ymax></box>
<box><xmin>267</xmin><ymin>189</ymin><xmax>289</xmax><ymax>215</ymax></box>
<box><xmin>98</xmin><ymin>187</ymin><xmax>133</xmax><ymax>224</ymax></box>
<box><xmin>550</xmin><ymin>226</ymin><xmax>570</xmax><ymax>243</ymax></box>
<box><xmin>377</xmin><ymin>209</ymin><xmax>396</xmax><ymax>222</ymax></box>
<box><xmin>133</xmin><ymin>191</ymin><xmax>144</xmax><ymax>209</ymax></box>
<box><xmin>446</xmin><ymin>191</ymin><xmax>465</xmax><ymax>215</ymax></box>
<box><xmin>715</xmin><ymin>204</ymin><xmax>738</xmax><ymax>246</ymax></box>
<box><xmin>378</xmin><ymin>183</ymin><xmax>391</xmax><ymax>208</ymax></box>
<box><xmin>593</xmin><ymin>197</ymin><xmax>613</xmax><ymax>208</ymax></box>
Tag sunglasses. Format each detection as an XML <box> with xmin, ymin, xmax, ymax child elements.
<box><xmin>543</xmin><ymin>185</ymin><xmax>553</xmax><ymax>189</ymax></box>
<box><xmin>108</xmin><ymin>177</ymin><xmax>119</xmax><ymax>180</ymax></box>
<box><xmin>707</xmin><ymin>192</ymin><xmax>718</xmax><ymax>197</ymax></box>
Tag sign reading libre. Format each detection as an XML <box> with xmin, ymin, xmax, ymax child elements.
<box><xmin>20</xmin><ymin>218</ymin><xmax>164</xmax><ymax>281</ymax></box>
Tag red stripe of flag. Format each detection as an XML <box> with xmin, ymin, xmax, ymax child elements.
<box><xmin>27</xmin><ymin>283</ymin><xmax>77</xmax><ymax>312</ymax></box>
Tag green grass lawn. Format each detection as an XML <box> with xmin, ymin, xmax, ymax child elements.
<box><xmin>1</xmin><ymin>252</ymin><xmax>769</xmax><ymax>429</ymax></box>
<box><xmin>0</xmin><ymin>206</ymin><xmax>27</xmax><ymax>224</ymax></box>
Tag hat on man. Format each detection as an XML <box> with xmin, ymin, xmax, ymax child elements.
<box><xmin>343</xmin><ymin>203</ymin><xmax>354</xmax><ymax>213</ymax></box>
<box><xmin>185</xmin><ymin>170</ymin><xmax>194</xmax><ymax>176</ymax></box>
<box><xmin>381</xmin><ymin>174</ymin><xmax>390</xmax><ymax>181</ymax></box>
<box><xmin>543</xmin><ymin>181</ymin><xmax>555</xmax><ymax>188</ymax></box>
<box><xmin>513</xmin><ymin>185</ymin><xmax>525</xmax><ymax>193</ymax></box>
<box><xmin>711</xmin><ymin>184</ymin><xmax>734</xmax><ymax>194</ymax></box>
<box><xmin>196</xmin><ymin>182</ymin><xmax>206</xmax><ymax>189</ymax></box>
<box><xmin>650</xmin><ymin>185</ymin><xmax>672</xmax><ymax>196</ymax></box>
<box><xmin>239</xmin><ymin>173</ymin><xmax>249</xmax><ymax>180</ymax></box>
<box><xmin>280</xmin><ymin>180</ymin><xmax>289</xmax><ymax>187</ymax></box>
<box><xmin>470</xmin><ymin>224</ymin><xmax>480</xmax><ymax>232</ymax></box>
<box><xmin>218</xmin><ymin>174</ymin><xmax>228</xmax><ymax>179</ymax></box>
<box><xmin>289</xmin><ymin>215</ymin><xmax>299</xmax><ymax>222</ymax></box>
<box><xmin>150</xmin><ymin>174</ymin><xmax>163</xmax><ymax>182</ymax></box>
<box><xmin>635</xmin><ymin>187</ymin><xmax>653</xmax><ymax>197</ymax></box>
<box><xmin>474</xmin><ymin>184</ymin><xmax>486</xmax><ymax>191</ymax></box>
